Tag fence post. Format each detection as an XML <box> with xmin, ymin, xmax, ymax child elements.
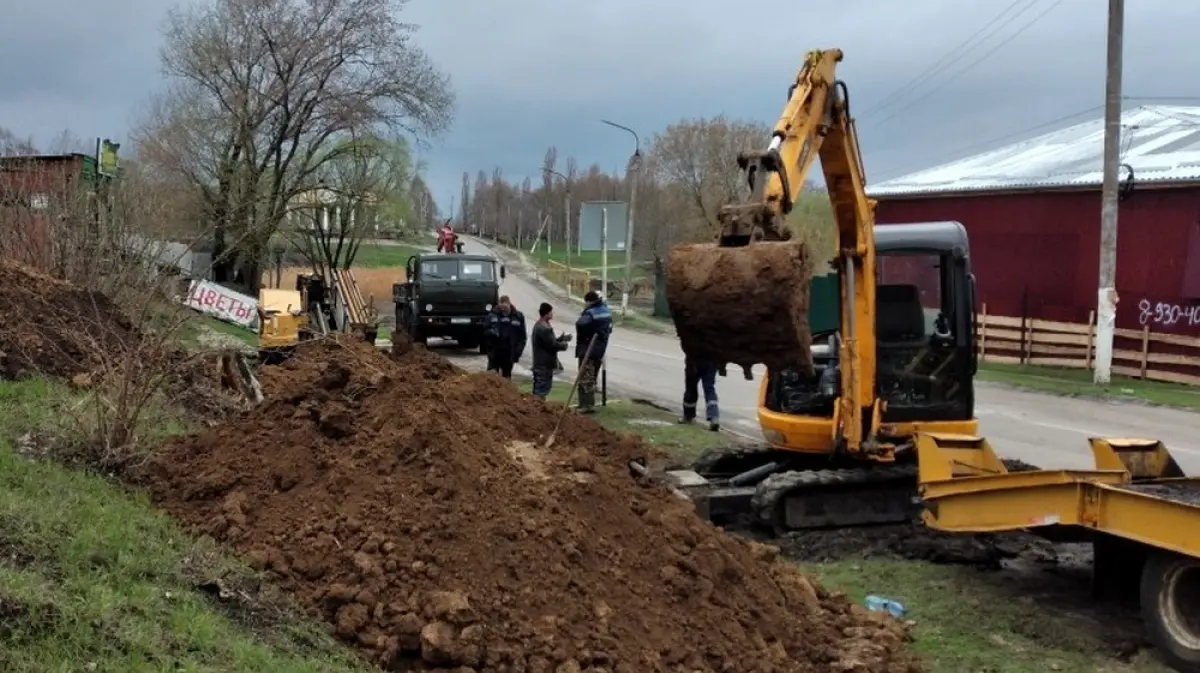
<box><xmin>1140</xmin><ymin>325</ymin><xmax>1150</xmax><ymax>379</ymax></box>
<box><xmin>1023</xmin><ymin>318</ymin><xmax>1033</xmax><ymax>364</ymax></box>
<box><xmin>979</xmin><ymin>303</ymin><xmax>988</xmax><ymax>361</ymax></box>
<box><xmin>1086</xmin><ymin>310</ymin><xmax>1095</xmax><ymax>369</ymax></box>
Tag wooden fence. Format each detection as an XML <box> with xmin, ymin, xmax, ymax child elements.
<box><xmin>977</xmin><ymin>304</ymin><xmax>1200</xmax><ymax>386</ymax></box>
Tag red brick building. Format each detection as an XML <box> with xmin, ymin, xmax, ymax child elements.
<box><xmin>0</xmin><ymin>153</ymin><xmax>101</xmax><ymax>267</ymax></box>
<box><xmin>868</xmin><ymin>105</ymin><xmax>1200</xmax><ymax>337</ymax></box>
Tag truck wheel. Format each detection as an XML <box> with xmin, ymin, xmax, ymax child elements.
<box><xmin>1141</xmin><ymin>550</ymin><xmax>1200</xmax><ymax>671</ymax></box>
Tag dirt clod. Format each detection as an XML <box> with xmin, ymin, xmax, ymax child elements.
<box><xmin>146</xmin><ymin>336</ymin><xmax>922</xmax><ymax>672</ymax></box>
<box><xmin>666</xmin><ymin>241</ymin><xmax>815</xmax><ymax>376</ymax></box>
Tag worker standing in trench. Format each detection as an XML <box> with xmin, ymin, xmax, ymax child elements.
<box><xmin>574</xmin><ymin>291</ymin><xmax>612</xmax><ymax>414</ymax></box>
<box><xmin>679</xmin><ymin>355</ymin><xmax>722</xmax><ymax>432</ymax></box>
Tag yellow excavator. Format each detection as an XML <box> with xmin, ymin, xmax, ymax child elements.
<box><xmin>648</xmin><ymin>48</ymin><xmax>1200</xmax><ymax>671</ymax></box>
<box><xmin>658</xmin><ymin>48</ymin><xmax>980</xmax><ymax>533</ymax></box>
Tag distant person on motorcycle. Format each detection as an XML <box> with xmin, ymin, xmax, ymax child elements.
<box><xmin>436</xmin><ymin>221</ymin><xmax>456</xmax><ymax>253</ymax></box>
<box><xmin>486</xmin><ymin>295</ymin><xmax>527</xmax><ymax>379</ymax></box>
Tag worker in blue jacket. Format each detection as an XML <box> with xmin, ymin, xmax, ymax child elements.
<box><xmin>574</xmin><ymin>290</ymin><xmax>613</xmax><ymax>413</ymax></box>
<box><xmin>486</xmin><ymin>295</ymin><xmax>527</xmax><ymax>379</ymax></box>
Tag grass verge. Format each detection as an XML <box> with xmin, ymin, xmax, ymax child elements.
<box><xmin>979</xmin><ymin>361</ymin><xmax>1200</xmax><ymax>411</ymax></box>
<box><xmin>813</xmin><ymin>560</ymin><xmax>1168</xmax><ymax>673</ymax></box>
<box><xmin>514</xmin><ymin>379</ymin><xmax>731</xmax><ymax>461</ymax></box>
<box><xmin>0</xmin><ymin>379</ymin><xmax>372</xmax><ymax>672</ymax></box>
<box><xmin>351</xmin><ymin>242</ymin><xmax>426</xmax><ymax>268</ymax></box>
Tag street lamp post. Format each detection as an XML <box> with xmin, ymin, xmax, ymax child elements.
<box><xmin>601</xmin><ymin>119</ymin><xmax>641</xmax><ymax>316</ymax></box>
<box><xmin>542</xmin><ymin>167</ymin><xmax>573</xmax><ymax>300</ymax></box>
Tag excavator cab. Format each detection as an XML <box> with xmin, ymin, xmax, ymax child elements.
<box><xmin>765</xmin><ymin>222</ymin><xmax>976</xmax><ymax>439</ymax></box>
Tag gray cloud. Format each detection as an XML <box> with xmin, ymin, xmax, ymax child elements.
<box><xmin>2</xmin><ymin>0</ymin><xmax>1197</xmax><ymax>210</ymax></box>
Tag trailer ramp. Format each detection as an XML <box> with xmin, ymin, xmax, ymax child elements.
<box><xmin>915</xmin><ymin>433</ymin><xmax>1200</xmax><ymax>672</ymax></box>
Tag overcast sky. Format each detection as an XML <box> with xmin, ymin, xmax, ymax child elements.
<box><xmin>2</xmin><ymin>0</ymin><xmax>1198</xmax><ymax>213</ymax></box>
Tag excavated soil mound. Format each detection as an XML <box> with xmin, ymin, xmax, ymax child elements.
<box><xmin>0</xmin><ymin>260</ymin><xmax>137</xmax><ymax>380</ymax></box>
<box><xmin>145</xmin><ymin>337</ymin><xmax>920</xmax><ymax>673</ymax></box>
<box><xmin>666</xmin><ymin>241</ymin><xmax>815</xmax><ymax>377</ymax></box>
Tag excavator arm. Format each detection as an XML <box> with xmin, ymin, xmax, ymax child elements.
<box><xmin>717</xmin><ymin>48</ymin><xmax>879</xmax><ymax>454</ymax></box>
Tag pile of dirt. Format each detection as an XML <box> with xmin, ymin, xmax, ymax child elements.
<box><xmin>665</xmin><ymin>241</ymin><xmax>815</xmax><ymax>377</ymax></box>
<box><xmin>145</xmin><ymin>337</ymin><xmax>922</xmax><ymax>673</ymax></box>
<box><xmin>0</xmin><ymin>260</ymin><xmax>137</xmax><ymax>380</ymax></box>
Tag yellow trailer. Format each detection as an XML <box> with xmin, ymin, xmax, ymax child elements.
<box><xmin>916</xmin><ymin>433</ymin><xmax>1200</xmax><ymax>673</ymax></box>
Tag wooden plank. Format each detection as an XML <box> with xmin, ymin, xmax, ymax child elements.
<box><xmin>1146</xmin><ymin>331</ymin><xmax>1200</xmax><ymax>349</ymax></box>
<box><xmin>1112</xmin><ymin>349</ymin><xmax>1200</xmax><ymax>368</ymax></box>
<box><xmin>979</xmin><ymin>304</ymin><xmax>987</xmax><ymax>359</ymax></box>
<box><xmin>1027</xmin><ymin>356</ymin><xmax>1087</xmax><ymax>368</ymax></box>
<box><xmin>980</xmin><ymin>314</ymin><xmax>1023</xmax><ymax>329</ymax></box>
<box><xmin>980</xmin><ymin>354</ymin><xmax>1023</xmax><ymax>365</ymax></box>
<box><xmin>1140</xmin><ymin>326</ymin><xmax>1150</xmax><ymax>378</ymax></box>
<box><xmin>1114</xmin><ymin>365</ymin><xmax>1200</xmax><ymax>387</ymax></box>
<box><xmin>1027</xmin><ymin>317</ymin><xmax>1092</xmax><ymax>334</ymax></box>
<box><xmin>1027</xmin><ymin>343</ymin><xmax>1089</xmax><ymax>358</ymax></box>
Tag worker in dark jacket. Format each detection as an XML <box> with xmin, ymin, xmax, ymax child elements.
<box><xmin>486</xmin><ymin>295</ymin><xmax>526</xmax><ymax>379</ymax></box>
<box><xmin>680</xmin><ymin>354</ymin><xmax>721</xmax><ymax>431</ymax></box>
<box><xmin>530</xmin><ymin>302</ymin><xmax>572</xmax><ymax>399</ymax></box>
<box><xmin>574</xmin><ymin>291</ymin><xmax>613</xmax><ymax>413</ymax></box>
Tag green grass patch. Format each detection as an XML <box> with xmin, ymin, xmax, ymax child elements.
<box><xmin>515</xmin><ymin>380</ymin><xmax>731</xmax><ymax>461</ymax></box>
<box><xmin>978</xmin><ymin>362</ymin><xmax>1200</xmax><ymax>410</ymax></box>
<box><xmin>0</xmin><ymin>439</ymin><xmax>371</xmax><ymax>673</ymax></box>
<box><xmin>175</xmin><ymin>316</ymin><xmax>257</xmax><ymax>351</ymax></box>
<box><xmin>0</xmin><ymin>378</ymin><xmax>371</xmax><ymax>672</ymax></box>
<box><xmin>812</xmin><ymin>559</ymin><xmax>1169</xmax><ymax>673</ymax></box>
<box><xmin>349</xmin><ymin>243</ymin><xmax>426</xmax><ymax>268</ymax></box>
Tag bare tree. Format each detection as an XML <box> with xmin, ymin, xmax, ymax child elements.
<box><xmin>646</xmin><ymin>115</ymin><xmax>769</xmax><ymax>236</ymax></box>
<box><xmin>136</xmin><ymin>0</ymin><xmax>454</xmax><ymax>292</ymax></box>
<box><xmin>0</xmin><ymin>127</ymin><xmax>38</xmax><ymax>155</ymax></box>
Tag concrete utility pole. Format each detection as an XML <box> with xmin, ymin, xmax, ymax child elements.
<box><xmin>1094</xmin><ymin>0</ymin><xmax>1124</xmax><ymax>385</ymax></box>
<box><xmin>601</xmin><ymin>208</ymin><xmax>609</xmax><ymax>299</ymax></box>
<box><xmin>542</xmin><ymin>167</ymin><xmax>573</xmax><ymax>298</ymax></box>
<box><xmin>602</xmin><ymin>119</ymin><xmax>642</xmax><ymax>316</ymax></box>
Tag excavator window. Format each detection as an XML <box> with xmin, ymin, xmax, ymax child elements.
<box><xmin>765</xmin><ymin>246</ymin><xmax>974</xmax><ymax>424</ymax></box>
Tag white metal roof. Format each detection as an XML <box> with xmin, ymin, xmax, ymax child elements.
<box><xmin>867</xmin><ymin>105</ymin><xmax>1200</xmax><ymax>198</ymax></box>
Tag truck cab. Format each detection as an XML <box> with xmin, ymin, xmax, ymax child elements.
<box><xmin>393</xmin><ymin>252</ymin><xmax>506</xmax><ymax>352</ymax></box>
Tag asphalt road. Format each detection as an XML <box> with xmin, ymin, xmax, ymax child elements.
<box><xmin>424</xmin><ymin>237</ymin><xmax>1200</xmax><ymax>474</ymax></box>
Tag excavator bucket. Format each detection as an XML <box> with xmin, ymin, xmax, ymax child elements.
<box><xmin>665</xmin><ymin>240</ymin><xmax>816</xmax><ymax>377</ymax></box>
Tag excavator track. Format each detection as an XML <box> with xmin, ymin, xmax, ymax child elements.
<box><xmin>750</xmin><ymin>464</ymin><xmax>919</xmax><ymax>535</ymax></box>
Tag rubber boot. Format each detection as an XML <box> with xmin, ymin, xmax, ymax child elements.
<box><xmin>577</xmin><ymin>389</ymin><xmax>596</xmax><ymax>414</ymax></box>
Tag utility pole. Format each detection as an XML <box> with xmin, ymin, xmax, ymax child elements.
<box><xmin>602</xmin><ymin>119</ymin><xmax>641</xmax><ymax>316</ymax></box>
<box><xmin>601</xmin><ymin>208</ymin><xmax>609</xmax><ymax>300</ymax></box>
<box><xmin>564</xmin><ymin>186</ymin><xmax>573</xmax><ymax>299</ymax></box>
<box><xmin>542</xmin><ymin>167</ymin><xmax>572</xmax><ymax>298</ymax></box>
<box><xmin>1094</xmin><ymin>0</ymin><xmax>1124</xmax><ymax>385</ymax></box>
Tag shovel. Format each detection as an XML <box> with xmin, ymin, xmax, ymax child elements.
<box><xmin>544</xmin><ymin>333</ymin><xmax>598</xmax><ymax>449</ymax></box>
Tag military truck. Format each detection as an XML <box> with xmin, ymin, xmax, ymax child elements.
<box><xmin>393</xmin><ymin>252</ymin><xmax>506</xmax><ymax>352</ymax></box>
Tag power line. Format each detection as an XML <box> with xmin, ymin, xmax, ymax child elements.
<box><xmin>869</xmin><ymin>0</ymin><xmax>1066</xmax><ymax>129</ymax></box>
<box><xmin>860</xmin><ymin>0</ymin><xmax>1039</xmax><ymax>121</ymax></box>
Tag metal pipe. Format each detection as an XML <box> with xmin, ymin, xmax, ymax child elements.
<box><xmin>729</xmin><ymin>461</ymin><xmax>779</xmax><ymax>487</ymax></box>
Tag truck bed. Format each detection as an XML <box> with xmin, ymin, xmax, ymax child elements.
<box><xmin>915</xmin><ymin>434</ymin><xmax>1200</xmax><ymax>560</ymax></box>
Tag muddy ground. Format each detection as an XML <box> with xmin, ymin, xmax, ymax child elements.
<box><xmin>755</xmin><ymin>522</ymin><xmax>1155</xmax><ymax>665</ymax></box>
